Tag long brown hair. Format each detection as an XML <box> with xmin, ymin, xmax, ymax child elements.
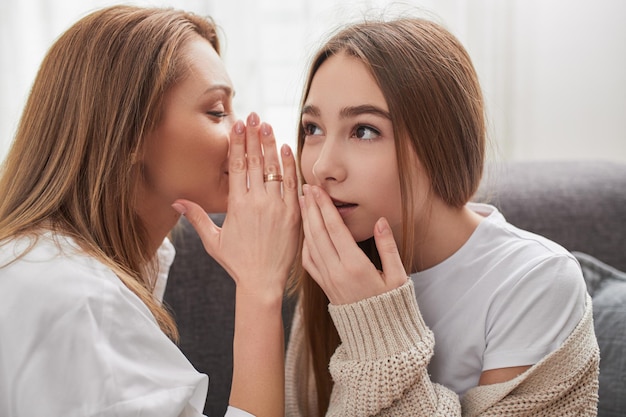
<box><xmin>0</xmin><ymin>6</ymin><xmax>220</xmax><ymax>340</ymax></box>
<box><xmin>291</xmin><ymin>17</ymin><xmax>485</xmax><ymax>415</ymax></box>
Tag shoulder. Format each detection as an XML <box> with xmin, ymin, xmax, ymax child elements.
<box><xmin>477</xmin><ymin>206</ymin><xmax>587</xmax><ymax>312</ymax></box>
<box><xmin>466</xmin><ymin>204</ymin><xmax>588</xmax><ymax>344</ymax></box>
<box><xmin>0</xmin><ymin>233</ymin><xmax>154</xmax><ymax>332</ymax></box>
<box><xmin>468</xmin><ymin>203</ymin><xmax>586</xmax><ymax>294</ymax></box>
<box><xmin>2</xmin><ymin>233</ymin><xmax>127</xmax><ymax>295</ymax></box>
<box><xmin>487</xmin><ymin>252</ymin><xmax>587</xmax><ymax>324</ymax></box>
<box><xmin>470</xmin><ymin>203</ymin><xmax>573</xmax><ymax>256</ymax></box>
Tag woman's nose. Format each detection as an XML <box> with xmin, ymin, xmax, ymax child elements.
<box><xmin>311</xmin><ymin>139</ymin><xmax>346</xmax><ymax>184</ymax></box>
<box><xmin>226</xmin><ymin>114</ymin><xmax>238</xmax><ymax>143</ymax></box>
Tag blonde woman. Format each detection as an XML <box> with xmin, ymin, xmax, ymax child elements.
<box><xmin>0</xmin><ymin>6</ymin><xmax>299</xmax><ymax>417</ymax></box>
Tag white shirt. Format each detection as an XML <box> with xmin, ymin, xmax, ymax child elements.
<box><xmin>411</xmin><ymin>203</ymin><xmax>587</xmax><ymax>396</ymax></box>
<box><xmin>0</xmin><ymin>232</ymin><xmax>253</xmax><ymax>417</ymax></box>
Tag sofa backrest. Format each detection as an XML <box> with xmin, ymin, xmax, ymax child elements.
<box><xmin>475</xmin><ymin>160</ymin><xmax>626</xmax><ymax>272</ymax></box>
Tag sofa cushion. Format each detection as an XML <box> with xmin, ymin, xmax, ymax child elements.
<box><xmin>574</xmin><ymin>251</ymin><xmax>626</xmax><ymax>417</ymax></box>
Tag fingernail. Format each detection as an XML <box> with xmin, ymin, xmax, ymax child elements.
<box><xmin>234</xmin><ymin>120</ymin><xmax>244</xmax><ymax>134</ymax></box>
<box><xmin>282</xmin><ymin>144</ymin><xmax>292</xmax><ymax>156</ymax></box>
<box><xmin>247</xmin><ymin>112</ymin><xmax>259</xmax><ymax>127</ymax></box>
<box><xmin>302</xmin><ymin>184</ymin><xmax>310</xmax><ymax>195</ymax></box>
<box><xmin>376</xmin><ymin>217</ymin><xmax>389</xmax><ymax>234</ymax></box>
<box><xmin>311</xmin><ymin>186</ymin><xmax>320</xmax><ymax>199</ymax></box>
<box><xmin>171</xmin><ymin>202</ymin><xmax>187</xmax><ymax>215</ymax></box>
<box><xmin>261</xmin><ymin>122</ymin><xmax>272</xmax><ymax>136</ymax></box>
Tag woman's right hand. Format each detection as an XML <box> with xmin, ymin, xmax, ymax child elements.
<box><xmin>172</xmin><ymin>112</ymin><xmax>300</xmax><ymax>297</ymax></box>
<box><xmin>300</xmin><ymin>184</ymin><xmax>408</xmax><ymax>305</ymax></box>
<box><xmin>172</xmin><ymin>112</ymin><xmax>299</xmax><ymax>417</ymax></box>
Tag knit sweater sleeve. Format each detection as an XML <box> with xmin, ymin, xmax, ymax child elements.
<box><xmin>326</xmin><ymin>280</ymin><xmax>461</xmax><ymax>416</ymax></box>
<box><xmin>326</xmin><ymin>281</ymin><xmax>599</xmax><ymax>417</ymax></box>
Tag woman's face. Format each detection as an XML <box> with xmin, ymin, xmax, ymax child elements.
<box><xmin>140</xmin><ymin>36</ymin><xmax>235</xmax><ymax>214</ymax></box>
<box><xmin>300</xmin><ymin>53</ymin><xmax>406</xmax><ymax>242</ymax></box>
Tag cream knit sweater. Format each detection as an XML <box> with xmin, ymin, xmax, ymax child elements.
<box><xmin>285</xmin><ymin>280</ymin><xmax>599</xmax><ymax>416</ymax></box>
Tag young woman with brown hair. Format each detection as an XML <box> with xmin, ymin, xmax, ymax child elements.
<box><xmin>0</xmin><ymin>5</ymin><xmax>299</xmax><ymax>417</ymax></box>
<box><xmin>286</xmin><ymin>17</ymin><xmax>599</xmax><ymax>416</ymax></box>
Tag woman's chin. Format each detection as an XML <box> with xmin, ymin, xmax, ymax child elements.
<box><xmin>199</xmin><ymin>197</ymin><xmax>227</xmax><ymax>214</ymax></box>
<box><xmin>353</xmin><ymin>230</ymin><xmax>375</xmax><ymax>244</ymax></box>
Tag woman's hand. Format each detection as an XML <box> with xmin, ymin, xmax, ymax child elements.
<box><xmin>300</xmin><ymin>184</ymin><xmax>407</xmax><ymax>305</ymax></box>
<box><xmin>172</xmin><ymin>112</ymin><xmax>300</xmax><ymax>298</ymax></box>
<box><xmin>172</xmin><ymin>112</ymin><xmax>299</xmax><ymax>417</ymax></box>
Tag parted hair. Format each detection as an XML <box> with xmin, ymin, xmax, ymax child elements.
<box><xmin>292</xmin><ymin>17</ymin><xmax>486</xmax><ymax>416</ymax></box>
<box><xmin>0</xmin><ymin>5</ymin><xmax>220</xmax><ymax>340</ymax></box>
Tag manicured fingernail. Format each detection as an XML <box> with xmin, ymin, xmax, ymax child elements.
<box><xmin>261</xmin><ymin>122</ymin><xmax>272</xmax><ymax>136</ymax></box>
<box><xmin>234</xmin><ymin>120</ymin><xmax>244</xmax><ymax>134</ymax></box>
<box><xmin>247</xmin><ymin>112</ymin><xmax>259</xmax><ymax>127</ymax></box>
<box><xmin>171</xmin><ymin>203</ymin><xmax>186</xmax><ymax>215</ymax></box>
<box><xmin>376</xmin><ymin>217</ymin><xmax>389</xmax><ymax>234</ymax></box>
<box><xmin>282</xmin><ymin>144</ymin><xmax>292</xmax><ymax>156</ymax></box>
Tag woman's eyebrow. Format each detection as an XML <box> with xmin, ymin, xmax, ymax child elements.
<box><xmin>340</xmin><ymin>104</ymin><xmax>391</xmax><ymax>120</ymax></box>
<box><xmin>201</xmin><ymin>84</ymin><xmax>234</xmax><ymax>98</ymax></box>
<box><xmin>301</xmin><ymin>104</ymin><xmax>320</xmax><ymax>117</ymax></box>
<box><xmin>301</xmin><ymin>104</ymin><xmax>390</xmax><ymax>120</ymax></box>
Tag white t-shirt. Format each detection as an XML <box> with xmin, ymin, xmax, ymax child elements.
<box><xmin>411</xmin><ymin>203</ymin><xmax>587</xmax><ymax>396</ymax></box>
<box><xmin>0</xmin><ymin>232</ymin><xmax>253</xmax><ymax>417</ymax></box>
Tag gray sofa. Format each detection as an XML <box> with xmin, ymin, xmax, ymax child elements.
<box><xmin>164</xmin><ymin>160</ymin><xmax>626</xmax><ymax>417</ymax></box>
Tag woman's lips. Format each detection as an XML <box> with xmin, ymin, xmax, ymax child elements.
<box><xmin>331</xmin><ymin>198</ymin><xmax>357</xmax><ymax>217</ymax></box>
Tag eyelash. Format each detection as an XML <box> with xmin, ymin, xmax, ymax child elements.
<box><xmin>208</xmin><ymin>111</ymin><xmax>228</xmax><ymax>119</ymax></box>
<box><xmin>302</xmin><ymin>122</ymin><xmax>381</xmax><ymax>141</ymax></box>
<box><xmin>303</xmin><ymin>123</ymin><xmax>321</xmax><ymax>136</ymax></box>
<box><xmin>352</xmin><ymin>125</ymin><xmax>380</xmax><ymax>140</ymax></box>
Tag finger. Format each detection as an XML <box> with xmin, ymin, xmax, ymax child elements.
<box><xmin>245</xmin><ymin>112</ymin><xmax>264</xmax><ymax>189</ymax></box>
<box><xmin>259</xmin><ymin>122</ymin><xmax>282</xmax><ymax>193</ymax></box>
<box><xmin>228</xmin><ymin>120</ymin><xmax>248</xmax><ymax>196</ymax></box>
<box><xmin>172</xmin><ymin>199</ymin><xmax>220</xmax><ymax>256</ymax></box>
<box><xmin>280</xmin><ymin>144</ymin><xmax>298</xmax><ymax>208</ymax></box>
<box><xmin>310</xmin><ymin>185</ymin><xmax>362</xmax><ymax>260</ymax></box>
<box><xmin>301</xmin><ymin>239</ymin><xmax>321</xmax><ymax>283</ymax></box>
<box><xmin>373</xmin><ymin>217</ymin><xmax>408</xmax><ymax>288</ymax></box>
<box><xmin>300</xmin><ymin>185</ymin><xmax>339</xmax><ymax>271</ymax></box>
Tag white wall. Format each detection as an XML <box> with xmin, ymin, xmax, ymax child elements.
<box><xmin>505</xmin><ymin>0</ymin><xmax>626</xmax><ymax>161</ymax></box>
<box><xmin>1</xmin><ymin>0</ymin><xmax>625</xmax><ymax>163</ymax></box>
<box><xmin>447</xmin><ymin>0</ymin><xmax>626</xmax><ymax>162</ymax></box>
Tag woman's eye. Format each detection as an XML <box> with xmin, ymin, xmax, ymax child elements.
<box><xmin>303</xmin><ymin>123</ymin><xmax>323</xmax><ymax>136</ymax></box>
<box><xmin>353</xmin><ymin>125</ymin><xmax>380</xmax><ymax>140</ymax></box>
<box><xmin>208</xmin><ymin>111</ymin><xmax>227</xmax><ymax>118</ymax></box>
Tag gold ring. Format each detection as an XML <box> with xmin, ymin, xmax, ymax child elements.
<box><xmin>263</xmin><ymin>173</ymin><xmax>283</xmax><ymax>182</ymax></box>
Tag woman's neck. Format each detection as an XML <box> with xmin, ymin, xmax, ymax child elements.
<box><xmin>134</xmin><ymin>195</ymin><xmax>181</xmax><ymax>257</ymax></box>
<box><xmin>409</xmin><ymin>200</ymin><xmax>483</xmax><ymax>273</ymax></box>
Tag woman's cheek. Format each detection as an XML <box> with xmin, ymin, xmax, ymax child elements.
<box><xmin>299</xmin><ymin>150</ymin><xmax>317</xmax><ymax>184</ymax></box>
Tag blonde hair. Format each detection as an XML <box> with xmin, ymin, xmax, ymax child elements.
<box><xmin>0</xmin><ymin>5</ymin><xmax>221</xmax><ymax>340</ymax></box>
<box><xmin>292</xmin><ymin>17</ymin><xmax>486</xmax><ymax>415</ymax></box>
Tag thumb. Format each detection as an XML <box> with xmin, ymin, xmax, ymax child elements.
<box><xmin>373</xmin><ymin>217</ymin><xmax>408</xmax><ymax>288</ymax></box>
<box><xmin>172</xmin><ymin>199</ymin><xmax>221</xmax><ymax>256</ymax></box>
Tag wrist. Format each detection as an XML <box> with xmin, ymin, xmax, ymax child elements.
<box><xmin>235</xmin><ymin>284</ymin><xmax>285</xmax><ymax>312</ymax></box>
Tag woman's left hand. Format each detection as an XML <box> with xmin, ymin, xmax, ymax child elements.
<box><xmin>300</xmin><ymin>184</ymin><xmax>408</xmax><ymax>305</ymax></box>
